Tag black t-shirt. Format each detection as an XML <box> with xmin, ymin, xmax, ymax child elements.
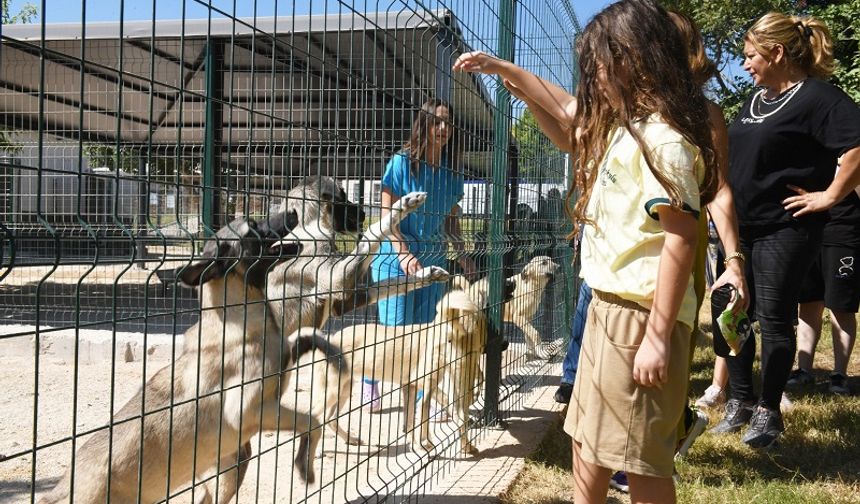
<box><xmin>728</xmin><ymin>78</ymin><xmax>860</xmax><ymax>228</ymax></box>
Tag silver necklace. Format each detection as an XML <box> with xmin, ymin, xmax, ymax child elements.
<box><xmin>749</xmin><ymin>81</ymin><xmax>804</xmax><ymax>120</ymax></box>
<box><xmin>760</xmin><ymin>86</ymin><xmax>796</xmax><ymax>105</ymax></box>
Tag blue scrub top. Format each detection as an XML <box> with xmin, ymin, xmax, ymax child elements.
<box><xmin>370</xmin><ymin>151</ymin><xmax>464</xmax><ymax>281</ymax></box>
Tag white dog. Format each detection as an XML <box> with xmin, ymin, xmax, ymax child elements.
<box><xmin>314</xmin><ymin>288</ymin><xmax>487</xmax><ymax>455</ymax></box>
<box><xmin>504</xmin><ymin>256</ymin><xmax>559</xmax><ymax>359</ymax></box>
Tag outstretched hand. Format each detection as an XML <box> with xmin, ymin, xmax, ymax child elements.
<box><xmin>452</xmin><ymin>51</ymin><xmax>506</xmax><ymax>75</ymax></box>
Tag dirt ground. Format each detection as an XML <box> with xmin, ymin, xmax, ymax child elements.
<box><xmin>0</xmin><ymin>339</ymin><xmax>526</xmax><ymax>504</ymax></box>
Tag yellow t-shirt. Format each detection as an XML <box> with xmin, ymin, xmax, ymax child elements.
<box><xmin>580</xmin><ymin>115</ymin><xmax>703</xmax><ymax>329</ymax></box>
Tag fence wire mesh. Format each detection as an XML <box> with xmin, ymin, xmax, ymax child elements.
<box><xmin>0</xmin><ymin>1</ymin><xmax>579</xmax><ymax>502</ymax></box>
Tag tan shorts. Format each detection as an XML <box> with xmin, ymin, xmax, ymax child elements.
<box><xmin>563</xmin><ymin>290</ymin><xmax>691</xmax><ymax>478</ymax></box>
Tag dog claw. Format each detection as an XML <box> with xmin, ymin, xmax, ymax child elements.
<box><xmin>391</xmin><ymin>191</ymin><xmax>427</xmax><ymax>221</ymax></box>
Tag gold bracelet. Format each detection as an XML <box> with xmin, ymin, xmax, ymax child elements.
<box><xmin>724</xmin><ymin>251</ymin><xmax>746</xmax><ymax>268</ymax></box>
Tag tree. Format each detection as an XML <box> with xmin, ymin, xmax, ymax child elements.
<box><xmin>1</xmin><ymin>0</ymin><xmax>37</xmax><ymax>23</ymax></box>
<box><xmin>512</xmin><ymin>108</ymin><xmax>566</xmax><ymax>183</ymax></box>
<box><xmin>661</xmin><ymin>0</ymin><xmax>859</xmax><ymax>119</ymax></box>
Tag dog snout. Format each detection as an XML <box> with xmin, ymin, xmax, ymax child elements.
<box><xmin>270</xmin><ymin>240</ymin><xmax>303</xmax><ymax>257</ymax></box>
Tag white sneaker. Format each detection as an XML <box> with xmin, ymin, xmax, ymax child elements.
<box><xmin>779</xmin><ymin>392</ymin><xmax>794</xmax><ymax>413</ymax></box>
<box><xmin>695</xmin><ymin>384</ymin><xmax>726</xmax><ymax>409</ymax></box>
<box><xmin>676</xmin><ymin>408</ymin><xmax>709</xmax><ymax>460</ymax></box>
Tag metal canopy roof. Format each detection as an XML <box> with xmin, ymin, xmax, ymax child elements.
<box><xmin>0</xmin><ymin>9</ymin><xmax>496</xmax><ymax>177</ymax></box>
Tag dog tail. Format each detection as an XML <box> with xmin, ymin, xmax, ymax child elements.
<box><xmin>288</xmin><ymin>327</ymin><xmax>346</xmax><ymax>373</ymax></box>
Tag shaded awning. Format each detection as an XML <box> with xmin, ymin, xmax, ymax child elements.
<box><xmin>0</xmin><ymin>8</ymin><xmax>497</xmax><ymax>178</ymax></box>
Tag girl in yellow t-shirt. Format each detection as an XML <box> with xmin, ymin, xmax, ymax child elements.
<box><xmin>455</xmin><ymin>1</ymin><xmax>718</xmax><ymax>502</ymax></box>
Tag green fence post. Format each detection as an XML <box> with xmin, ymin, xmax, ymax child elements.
<box><xmin>483</xmin><ymin>0</ymin><xmax>516</xmax><ymax>427</ymax></box>
<box><xmin>202</xmin><ymin>39</ymin><xmax>223</xmax><ymax>238</ymax></box>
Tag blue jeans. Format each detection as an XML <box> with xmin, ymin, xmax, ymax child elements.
<box><xmin>561</xmin><ymin>280</ymin><xmax>592</xmax><ymax>385</ymax></box>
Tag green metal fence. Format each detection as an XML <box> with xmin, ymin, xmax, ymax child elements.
<box><xmin>0</xmin><ymin>1</ymin><xmax>579</xmax><ymax>502</ymax></box>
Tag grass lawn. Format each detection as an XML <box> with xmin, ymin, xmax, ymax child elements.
<box><xmin>500</xmin><ymin>301</ymin><xmax>860</xmax><ymax>504</ymax></box>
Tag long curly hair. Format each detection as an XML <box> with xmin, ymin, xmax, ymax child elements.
<box><xmin>566</xmin><ymin>0</ymin><xmax>718</xmax><ymax>236</ymax></box>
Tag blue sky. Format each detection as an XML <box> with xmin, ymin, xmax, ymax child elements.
<box><xmin>5</xmin><ymin>1</ymin><xmax>744</xmax><ymax>85</ymax></box>
<box><xmin>8</xmin><ymin>0</ymin><xmax>610</xmax><ymax>25</ymax></box>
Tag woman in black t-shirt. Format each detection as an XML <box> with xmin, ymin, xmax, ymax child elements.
<box><xmin>710</xmin><ymin>12</ymin><xmax>860</xmax><ymax>449</ymax></box>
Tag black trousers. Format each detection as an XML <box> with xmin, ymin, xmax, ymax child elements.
<box><xmin>712</xmin><ymin>222</ymin><xmax>822</xmax><ymax>411</ymax></box>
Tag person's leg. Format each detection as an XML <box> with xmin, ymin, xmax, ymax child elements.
<box><xmin>695</xmin><ymin>356</ymin><xmax>729</xmax><ymax>408</ymax></box>
<box><xmin>828</xmin><ymin>310</ymin><xmax>855</xmax><ymax>395</ymax></box>
<box><xmin>830</xmin><ymin>310</ymin><xmax>857</xmax><ymax>377</ymax></box>
<box><xmin>794</xmin><ymin>255</ymin><xmax>825</xmax><ymax>381</ymax></box>
<box><xmin>627</xmin><ymin>473</ymin><xmax>676</xmax><ymax>504</ymax></box>
<box><xmin>820</xmin><ymin>243</ymin><xmax>860</xmax><ymax>379</ymax></box>
<box><xmin>715</xmin><ymin>233</ymin><xmax>757</xmax><ymax>403</ymax></box>
<box><xmin>572</xmin><ymin>441</ymin><xmax>611</xmax><ymax>504</ymax></box>
<box><xmin>556</xmin><ymin>282</ymin><xmax>592</xmax><ymax>403</ymax></box>
<box><xmin>755</xmin><ymin>225</ymin><xmax>821</xmax><ymax>411</ymax></box>
<box><xmin>713</xmin><ymin>356</ymin><xmax>729</xmax><ymax>388</ymax></box>
<box><xmin>795</xmin><ymin>301</ymin><xmax>825</xmax><ymax>372</ymax></box>
<box><xmin>743</xmin><ymin>225</ymin><xmax>820</xmax><ymax>447</ymax></box>
<box><xmin>711</xmin><ymin>234</ymin><xmax>758</xmax><ymax>433</ymax></box>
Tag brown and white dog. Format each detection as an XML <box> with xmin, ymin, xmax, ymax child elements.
<box><xmin>39</xmin><ymin>217</ymin><xmax>345</xmax><ymax>504</ymax></box>
<box><xmin>176</xmin><ymin>176</ymin><xmax>448</xmax><ymax>499</ymax></box>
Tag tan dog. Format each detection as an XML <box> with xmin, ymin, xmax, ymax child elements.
<box><xmin>39</xmin><ymin>217</ymin><xmax>344</xmax><ymax>504</ymax></box>
<box><xmin>504</xmin><ymin>256</ymin><xmax>560</xmax><ymax>359</ymax></box>
<box><xmin>175</xmin><ymin>177</ymin><xmax>448</xmax><ymax>497</ymax></box>
<box><xmin>316</xmin><ymin>288</ymin><xmax>487</xmax><ymax>455</ymax></box>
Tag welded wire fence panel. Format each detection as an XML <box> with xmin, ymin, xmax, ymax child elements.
<box><xmin>0</xmin><ymin>1</ymin><xmax>578</xmax><ymax>502</ymax></box>
<box><xmin>494</xmin><ymin>0</ymin><xmax>579</xmax><ymax>420</ymax></box>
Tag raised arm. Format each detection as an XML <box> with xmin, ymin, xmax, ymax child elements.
<box><xmin>381</xmin><ymin>188</ymin><xmax>422</xmax><ymax>275</ymax></box>
<box><xmin>453</xmin><ymin>51</ymin><xmax>577</xmax><ymax>152</ymax></box>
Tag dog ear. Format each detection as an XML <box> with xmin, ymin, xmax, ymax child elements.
<box><xmin>450</xmin><ymin>275</ymin><xmax>471</xmax><ymax>292</ymax></box>
<box><xmin>178</xmin><ymin>221</ymin><xmax>249</xmax><ymax>288</ymax></box>
<box><xmin>504</xmin><ymin>278</ymin><xmax>516</xmax><ymax>303</ymax></box>
<box><xmin>521</xmin><ymin>264</ymin><xmax>533</xmax><ymax>282</ymax></box>
<box><xmin>263</xmin><ymin>209</ymin><xmax>299</xmax><ymax>238</ymax></box>
<box><xmin>177</xmin><ymin>259</ymin><xmax>221</xmax><ymax>289</ymax></box>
